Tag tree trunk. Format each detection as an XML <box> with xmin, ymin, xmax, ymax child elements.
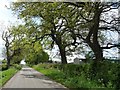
<box><xmin>94</xmin><ymin>50</ymin><xmax>103</xmax><ymax>61</ymax></box>
<box><xmin>58</xmin><ymin>45</ymin><xmax>67</xmax><ymax>64</ymax></box>
<box><xmin>7</xmin><ymin>58</ymin><xmax>10</xmax><ymax>69</ymax></box>
<box><xmin>87</xmin><ymin>4</ymin><xmax>103</xmax><ymax>61</ymax></box>
<box><xmin>51</xmin><ymin>33</ymin><xmax>67</xmax><ymax>64</ymax></box>
<box><xmin>92</xmin><ymin>44</ymin><xmax>103</xmax><ymax>61</ymax></box>
<box><xmin>87</xmin><ymin>42</ymin><xmax>103</xmax><ymax>61</ymax></box>
<box><xmin>6</xmin><ymin>46</ymin><xmax>10</xmax><ymax>69</ymax></box>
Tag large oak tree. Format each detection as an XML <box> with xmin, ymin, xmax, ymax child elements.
<box><xmin>11</xmin><ymin>2</ymin><xmax>120</xmax><ymax>63</ymax></box>
<box><xmin>11</xmin><ymin>3</ymin><xmax>82</xmax><ymax>64</ymax></box>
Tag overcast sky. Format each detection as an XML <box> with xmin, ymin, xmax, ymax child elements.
<box><xmin>0</xmin><ymin>0</ymin><xmax>18</xmax><ymax>59</ymax></box>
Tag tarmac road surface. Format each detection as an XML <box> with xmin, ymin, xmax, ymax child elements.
<box><xmin>1</xmin><ymin>66</ymin><xmax>68</xmax><ymax>90</ymax></box>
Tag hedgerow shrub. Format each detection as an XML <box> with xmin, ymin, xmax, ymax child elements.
<box><xmin>114</xmin><ymin>64</ymin><xmax>120</xmax><ymax>90</ymax></box>
<box><xmin>42</xmin><ymin>61</ymin><xmax>120</xmax><ymax>89</ymax></box>
<box><xmin>33</xmin><ymin>61</ymin><xmax>120</xmax><ymax>89</ymax></box>
<box><xmin>88</xmin><ymin>61</ymin><xmax>114</xmax><ymax>87</ymax></box>
<box><xmin>2</xmin><ymin>64</ymin><xmax>8</xmax><ymax>71</ymax></box>
<box><xmin>12</xmin><ymin>64</ymin><xmax>22</xmax><ymax>70</ymax></box>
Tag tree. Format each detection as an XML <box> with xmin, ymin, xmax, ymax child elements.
<box><xmin>11</xmin><ymin>2</ymin><xmax>120</xmax><ymax>62</ymax></box>
<box><xmin>2</xmin><ymin>29</ymin><xmax>21</xmax><ymax>68</ymax></box>
<box><xmin>11</xmin><ymin>2</ymin><xmax>82</xmax><ymax>64</ymax></box>
<box><xmin>67</xmin><ymin>2</ymin><xmax>120</xmax><ymax>61</ymax></box>
<box><xmin>9</xmin><ymin>24</ymin><xmax>49</xmax><ymax>65</ymax></box>
<box><xmin>24</xmin><ymin>41</ymin><xmax>49</xmax><ymax>64</ymax></box>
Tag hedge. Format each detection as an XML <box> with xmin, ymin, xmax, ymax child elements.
<box><xmin>35</xmin><ymin>61</ymin><xmax>120</xmax><ymax>89</ymax></box>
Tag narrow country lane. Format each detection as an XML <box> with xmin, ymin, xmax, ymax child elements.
<box><xmin>1</xmin><ymin>66</ymin><xmax>68</xmax><ymax>90</ymax></box>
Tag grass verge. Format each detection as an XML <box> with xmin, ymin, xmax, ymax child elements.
<box><xmin>33</xmin><ymin>64</ymin><xmax>109</xmax><ymax>89</ymax></box>
<box><xmin>0</xmin><ymin>67</ymin><xmax>18</xmax><ymax>87</ymax></box>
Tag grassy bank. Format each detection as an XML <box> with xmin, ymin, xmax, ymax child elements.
<box><xmin>0</xmin><ymin>64</ymin><xmax>21</xmax><ymax>87</ymax></box>
<box><xmin>33</xmin><ymin>63</ymin><xmax>112</xmax><ymax>89</ymax></box>
<box><xmin>0</xmin><ymin>68</ymin><xmax>18</xmax><ymax>86</ymax></box>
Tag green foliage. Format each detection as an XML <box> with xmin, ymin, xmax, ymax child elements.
<box><xmin>11</xmin><ymin>55</ymin><xmax>23</xmax><ymax>64</ymax></box>
<box><xmin>0</xmin><ymin>64</ymin><xmax>21</xmax><ymax>86</ymax></box>
<box><xmin>8</xmin><ymin>24</ymin><xmax>49</xmax><ymax>65</ymax></box>
<box><xmin>10</xmin><ymin>2</ymin><xmax>119</xmax><ymax>64</ymax></box>
<box><xmin>0</xmin><ymin>68</ymin><xmax>18</xmax><ymax>86</ymax></box>
<box><xmin>12</xmin><ymin>64</ymin><xmax>22</xmax><ymax>70</ymax></box>
<box><xmin>2</xmin><ymin>64</ymin><xmax>8</xmax><ymax>71</ymax></box>
<box><xmin>1</xmin><ymin>60</ymin><xmax>8</xmax><ymax>71</ymax></box>
<box><xmin>11</xmin><ymin>2</ymin><xmax>87</xmax><ymax>64</ymax></box>
<box><xmin>88</xmin><ymin>61</ymin><xmax>116</xmax><ymax>87</ymax></box>
<box><xmin>33</xmin><ymin>62</ymin><xmax>120</xmax><ymax>89</ymax></box>
<box><xmin>40</xmin><ymin>51</ymin><xmax>49</xmax><ymax>63</ymax></box>
<box><xmin>2</xmin><ymin>60</ymin><xmax>7</xmax><ymax>64</ymax></box>
<box><xmin>25</xmin><ymin>50</ymin><xmax>49</xmax><ymax>65</ymax></box>
<box><xmin>85</xmin><ymin>51</ymin><xmax>94</xmax><ymax>62</ymax></box>
<box><xmin>114</xmin><ymin>64</ymin><xmax>120</xmax><ymax>90</ymax></box>
<box><xmin>33</xmin><ymin>63</ymin><xmax>102</xmax><ymax>89</ymax></box>
<box><xmin>23</xmin><ymin>39</ymin><xmax>49</xmax><ymax>65</ymax></box>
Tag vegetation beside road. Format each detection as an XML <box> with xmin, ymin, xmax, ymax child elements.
<box><xmin>33</xmin><ymin>61</ymin><xmax>120</xmax><ymax>89</ymax></box>
<box><xmin>0</xmin><ymin>64</ymin><xmax>21</xmax><ymax>86</ymax></box>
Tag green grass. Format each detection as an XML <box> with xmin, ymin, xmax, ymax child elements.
<box><xmin>33</xmin><ymin>64</ymin><xmax>110</xmax><ymax>89</ymax></box>
<box><xmin>0</xmin><ymin>67</ymin><xmax>18</xmax><ymax>86</ymax></box>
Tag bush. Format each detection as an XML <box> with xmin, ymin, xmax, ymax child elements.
<box><xmin>2</xmin><ymin>64</ymin><xmax>8</xmax><ymax>71</ymax></box>
<box><xmin>33</xmin><ymin>63</ymin><xmax>103</xmax><ymax>89</ymax></box>
<box><xmin>87</xmin><ymin>61</ymin><xmax>118</xmax><ymax>87</ymax></box>
<box><xmin>61</xmin><ymin>62</ymin><xmax>120</xmax><ymax>88</ymax></box>
<box><xmin>2</xmin><ymin>60</ymin><xmax>7</xmax><ymax>64</ymax></box>
<box><xmin>34</xmin><ymin>61</ymin><xmax>120</xmax><ymax>89</ymax></box>
<box><xmin>12</xmin><ymin>64</ymin><xmax>22</xmax><ymax>70</ymax></box>
<box><xmin>114</xmin><ymin>64</ymin><xmax>120</xmax><ymax>90</ymax></box>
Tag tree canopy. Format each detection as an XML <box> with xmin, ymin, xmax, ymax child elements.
<box><xmin>9</xmin><ymin>2</ymin><xmax>120</xmax><ymax>64</ymax></box>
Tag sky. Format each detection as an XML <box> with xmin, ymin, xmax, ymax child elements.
<box><xmin>0</xmin><ymin>0</ymin><xmax>19</xmax><ymax>59</ymax></box>
<box><xmin>0</xmin><ymin>1</ymin><xmax>119</xmax><ymax>60</ymax></box>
